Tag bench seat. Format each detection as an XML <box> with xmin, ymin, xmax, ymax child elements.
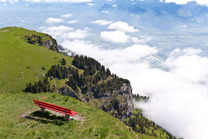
<box><xmin>33</xmin><ymin>99</ymin><xmax>77</xmax><ymax>120</ymax></box>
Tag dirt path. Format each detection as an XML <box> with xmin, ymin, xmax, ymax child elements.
<box><xmin>0</xmin><ymin>30</ymin><xmax>8</xmax><ymax>32</ymax></box>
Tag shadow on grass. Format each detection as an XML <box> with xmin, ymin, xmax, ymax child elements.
<box><xmin>25</xmin><ymin>110</ymin><xmax>66</xmax><ymax>126</ymax></box>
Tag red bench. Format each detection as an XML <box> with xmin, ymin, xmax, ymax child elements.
<box><xmin>33</xmin><ymin>99</ymin><xmax>77</xmax><ymax>121</ymax></box>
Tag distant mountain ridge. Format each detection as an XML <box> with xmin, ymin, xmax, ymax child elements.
<box><xmin>102</xmin><ymin>0</ymin><xmax>208</xmax><ymax>27</ymax></box>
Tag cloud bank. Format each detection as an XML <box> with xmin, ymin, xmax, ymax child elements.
<box><xmin>134</xmin><ymin>48</ymin><xmax>208</xmax><ymax>139</ymax></box>
<box><xmin>61</xmin><ymin>36</ymin><xmax>208</xmax><ymax>139</ymax></box>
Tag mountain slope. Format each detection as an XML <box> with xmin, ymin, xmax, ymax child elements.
<box><xmin>0</xmin><ymin>93</ymin><xmax>139</xmax><ymax>139</ymax></box>
<box><xmin>0</xmin><ymin>27</ymin><xmax>72</xmax><ymax>94</ymax></box>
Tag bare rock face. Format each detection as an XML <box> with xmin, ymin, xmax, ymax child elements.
<box><xmin>25</xmin><ymin>34</ymin><xmax>59</xmax><ymax>53</ymax></box>
<box><xmin>42</xmin><ymin>40</ymin><xmax>53</xmax><ymax>48</ymax></box>
<box><xmin>42</xmin><ymin>39</ymin><xmax>59</xmax><ymax>53</ymax></box>
<box><xmin>101</xmin><ymin>83</ymin><xmax>133</xmax><ymax>121</ymax></box>
<box><xmin>57</xmin><ymin>83</ymin><xmax>133</xmax><ymax>121</ymax></box>
<box><xmin>57</xmin><ymin>86</ymin><xmax>79</xmax><ymax>98</ymax></box>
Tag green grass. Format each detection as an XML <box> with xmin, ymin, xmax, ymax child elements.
<box><xmin>0</xmin><ymin>92</ymin><xmax>164</xmax><ymax>139</ymax></box>
<box><xmin>0</xmin><ymin>27</ymin><xmax>72</xmax><ymax>94</ymax></box>
<box><xmin>0</xmin><ymin>93</ymin><xmax>139</xmax><ymax>139</ymax></box>
<box><xmin>49</xmin><ymin>78</ymin><xmax>69</xmax><ymax>89</ymax></box>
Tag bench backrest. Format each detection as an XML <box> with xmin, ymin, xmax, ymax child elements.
<box><xmin>33</xmin><ymin>99</ymin><xmax>72</xmax><ymax>114</ymax></box>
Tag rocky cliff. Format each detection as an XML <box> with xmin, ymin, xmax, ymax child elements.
<box><xmin>25</xmin><ymin>34</ymin><xmax>59</xmax><ymax>53</ymax></box>
<box><xmin>58</xmin><ymin>82</ymin><xmax>133</xmax><ymax>121</ymax></box>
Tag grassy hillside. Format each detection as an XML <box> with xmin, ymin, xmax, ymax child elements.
<box><xmin>0</xmin><ymin>27</ymin><xmax>168</xmax><ymax>139</ymax></box>
<box><xmin>0</xmin><ymin>93</ymin><xmax>136</xmax><ymax>139</ymax></box>
<box><xmin>0</xmin><ymin>27</ymin><xmax>72</xmax><ymax>94</ymax></box>
<box><xmin>0</xmin><ymin>92</ymin><xmax>164</xmax><ymax>139</ymax></box>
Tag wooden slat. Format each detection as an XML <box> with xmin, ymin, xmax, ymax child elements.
<box><xmin>33</xmin><ymin>99</ymin><xmax>77</xmax><ymax>116</ymax></box>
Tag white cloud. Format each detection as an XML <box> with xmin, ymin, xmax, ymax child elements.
<box><xmin>92</xmin><ymin>20</ymin><xmax>113</xmax><ymax>25</ymax></box>
<box><xmin>131</xmin><ymin>36</ymin><xmax>151</xmax><ymax>43</ymax></box>
<box><xmin>88</xmin><ymin>3</ymin><xmax>95</xmax><ymax>5</ymax></box>
<box><xmin>131</xmin><ymin>48</ymin><xmax>208</xmax><ymax>139</ymax></box>
<box><xmin>169</xmin><ymin>48</ymin><xmax>201</xmax><ymax>58</ymax></box>
<box><xmin>0</xmin><ymin>0</ymin><xmax>18</xmax><ymax>3</ymax></box>
<box><xmin>102</xmin><ymin>11</ymin><xmax>109</xmax><ymax>13</ymax></box>
<box><xmin>43</xmin><ymin>25</ymin><xmax>88</xmax><ymax>40</ymax></box>
<box><xmin>67</xmin><ymin>20</ymin><xmax>78</xmax><ymax>24</ymax></box>
<box><xmin>100</xmin><ymin>30</ymin><xmax>130</xmax><ymax>43</ymax></box>
<box><xmin>61</xmin><ymin>14</ymin><xmax>72</xmax><ymax>18</ymax></box>
<box><xmin>43</xmin><ymin>25</ymin><xmax>74</xmax><ymax>38</ymax></box>
<box><xmin>108</xmin><ymin>21</ymin><xmax>139</xmax><ymax>32</ymax></box>
<box><xmin>112</xmin><ymin>4</ymin><xmax>117</xmax><ymax>7</ymax></box>
<box><xmin>182</xmin><ymin>48</ymin><xmax>201</xmax><ymax>55</ymax></box>
<box><xmin>63</xmin><ymin>29</ymin><xmax>88</xmax><ymax>39</ymax></box>
<box><xmin>61</xmin><ymin>40</ymin><xmax>158</xmax><ymax>66</ymax></box>
<box><xmin>46</xmin><ymin>17</ymin><xmax>64</xmax><ymax>23</ymax></box>
<box><xmin>164</xmin><ymin>0</ymin><xmax>208</xmax><ymax>5</ymax></box>
<box><xmin>131</xmin><ymin>37</ymin><xmax>141</xmax><ymax>43</ymax></box>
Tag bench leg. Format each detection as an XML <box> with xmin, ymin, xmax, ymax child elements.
<box><xmin>65</xmin><ymin>115</ymin><xmax>70</xmax><ymax>121</ymax></box>
<box><xmin>40</xmin><ymin>107</ymin><xmax>45</xmax><ymax>113</ymax></box>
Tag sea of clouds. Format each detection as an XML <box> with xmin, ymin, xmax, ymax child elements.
<box><xmin>1</xmin><ymin>0</ymin><xmax>208</xmax><ymax>138</ymax></box>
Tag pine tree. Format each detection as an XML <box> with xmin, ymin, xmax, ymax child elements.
<box><xmin>75</xmin><ymin>69</ymin><xmax>79</xmax><ymax>81</ymax></box>
<box><xmin>62</xmin><ymin>58</ymin><xmax>66</xmax><ymax>65</ymax></box>
<box><xmin>106</xmin><ymin>68</ymin><xmax>111</xmax><ymax>76</ymax></box>
<box><xmin>28</xmin><ymin>82</ymin><xmax>32</xmax><ymax>92</ymax></box>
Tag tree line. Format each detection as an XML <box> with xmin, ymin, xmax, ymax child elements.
<box><xmin>25</xmin><ymin>34</ymin><xmax>43</xmax><ymax>46</ymax></box>
<box><xmin>25</xmin><ymin>78</ymin><xmax>50</xmax><ymax>93</ymax></box>
<box><xmin>133</xmin><ymin>94</ymin><xmax>149</xmax><ymax>102</ymax></box>
<box><xmin>124</xmin><ymin>109</ymin><xmax>177</xmax><ymax>139</ymax></box>
<box><xmin>25</xmin><ymin>56</ymin><xmax>130</xmax><ymax>95</ymax></box>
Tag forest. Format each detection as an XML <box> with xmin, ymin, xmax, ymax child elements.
<box><xmin>124</xmin><ymin>108</ymin><xmax>177</xmax><ymax>139</ymax></box>
<box><xmin>25</xmin><ymin>55</ymin><xmax>129</xmax><ymax>96</ymax></box>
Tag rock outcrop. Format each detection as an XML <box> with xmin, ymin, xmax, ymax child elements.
<box><xmin>42</xmin><ymin>35</ymin><xmax>59</xmax><ymax>53</ymax></box>
<box><xmin>25</xmin><ymin>34</ymin><xmax>59</xmax><ymax>53</ymax></box>
<box><xmin>58</xmin><ymin>83</ymin><xmax>133</xmax><ymax>121</ymax></box>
